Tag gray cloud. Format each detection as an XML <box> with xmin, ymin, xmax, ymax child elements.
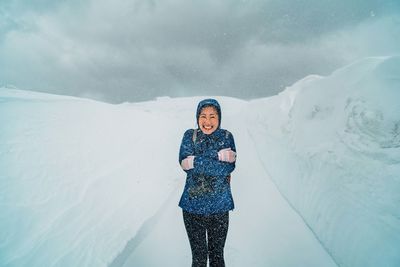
<box><xmin>1</xmin><ymin>0</ymin><xmax>399</xmax><ymax>103</ymax></box>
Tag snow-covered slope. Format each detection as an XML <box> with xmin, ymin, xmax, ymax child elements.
<box><xmin>0</xmin><ymin>91</ymin><xmax>191</xmax><ymax>266</ymax></box>
<box><xmin>1</xmin><ymin>56</ymin><xmax>399</xmax><ymax>267</ymax></box>
<box><xmin>247</xmin><ymin>56</ymin><xmax>400</xmax><ymax>267</ymax></box>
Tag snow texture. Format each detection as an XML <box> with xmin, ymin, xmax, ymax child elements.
<box><xmin>0</xmin><ymin>56</ymin><xmax>399</xmax><ymax>267</ymax></box>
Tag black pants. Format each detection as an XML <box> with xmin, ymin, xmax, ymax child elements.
<box><xmin>183</xmin><ymin>210</ymin><xmax>229</xmax><ymax>267</ymax></box>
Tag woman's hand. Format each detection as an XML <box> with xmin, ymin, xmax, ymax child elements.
<box><xmin>181</xmin><ymin>155</ymin><xmax>195</xmax><ymax>170</ymax></box>
<box><xmin>218</xmin><ymin>148</ymin><xmax>236</xmax><ymax>163</ymax></box>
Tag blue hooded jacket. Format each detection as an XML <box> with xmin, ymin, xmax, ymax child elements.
<box><xmin>178</xmin><ymin>99</ymin><xmax>236</xmax><ymax>215</ymax></box>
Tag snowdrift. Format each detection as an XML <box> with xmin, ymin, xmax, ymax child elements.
<box><xmin>0</xmin><ymin>91</ymin><xmax>196</xmax><ymax>266</ymax></box>
<box><xmin>247</xmin><ymin>56</ymin><xmax>400</xmax><ymax>267</ymax></box>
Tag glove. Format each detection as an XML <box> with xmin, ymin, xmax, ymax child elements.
<box><xmin>218</xmin><ymin>148</ymin><xmax>236</xmax><ymax>163</ymax></box>
<box><xmin>181</xmin><ymin>156</ymin><xmax>195</xmax><ymax>170</ymax></box>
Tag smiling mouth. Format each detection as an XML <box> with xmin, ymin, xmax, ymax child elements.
<box><xmin>202</xmin><ymin>125</ymin><xmax>214</xmax><ymax>130</ymax></box>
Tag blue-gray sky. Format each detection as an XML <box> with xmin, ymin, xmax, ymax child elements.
<box><xmin>1</xmin><ymin>0</ymin><xmax>400</xmax><ymax>103</ymax></box>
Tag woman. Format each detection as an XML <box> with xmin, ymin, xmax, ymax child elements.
<box><xmin>179</xmin><ymin>98</ymin><xmax>237</xmax><ymax>267</ymax></box>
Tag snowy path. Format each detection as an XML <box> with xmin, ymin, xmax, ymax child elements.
<box><xmin>109</xmin><ymin>103</ymin><xmax>338</xmax><ymax>267</ymax></box>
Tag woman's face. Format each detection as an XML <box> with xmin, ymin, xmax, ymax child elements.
<box><xmin>198</xmin><ymin>106</ymin><xmax>219</xmax><ymax>135</ymax></box>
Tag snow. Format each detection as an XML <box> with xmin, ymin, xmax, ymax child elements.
<box><xmin>1</xmin><ymin>56</ymin><xmax>399</xmax><ymax>267</ymax></box>
<box><xmin>247</xmin><ymin>56</ymin><xmax>400</xmax><ymax>267</ymax></box>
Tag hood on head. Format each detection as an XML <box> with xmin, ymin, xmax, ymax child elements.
<box><xmin>196</xmin><ymin>98</ymin><xmax>221</xmax><ymax>129</ymax></box>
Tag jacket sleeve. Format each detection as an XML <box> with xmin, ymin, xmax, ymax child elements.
<box><xmin>192</xmin><ymin>156</ymin><xmax>235</xmax><ymax>177</ymax></box>
<box><xmin>227</xmin><ymin>130</ymin><xmax>237</xmax><ymax>154</ymax></box>
<box><xmin>178</xmin><ymin>129</ymin><xmax>195</xmax><ymax>173</ymax></box>
<box><xmin>192</xmin><ymin>131</ymin><xmax>236</xmax><ymax>177</ymax></box>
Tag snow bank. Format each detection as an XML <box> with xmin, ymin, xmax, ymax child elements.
<box><xmin>248</xmin><ymin>56</ymin><xmax>400</xmax><ymax>267</ymax></box>
<box><xmin>0</xmin><ymin>90</ymin><xmax>191</xmax><ymax>266</ymax></box>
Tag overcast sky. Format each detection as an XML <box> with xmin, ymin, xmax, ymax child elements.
<box><xmin>1</xmin><ymin>0</ymin><xmax>399</xmax><ymax>103</ymax></box>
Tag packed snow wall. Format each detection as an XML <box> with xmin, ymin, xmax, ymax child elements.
<box><xmin>247</xmin><ymin>56</ymin><xmax>400</xmax><ymax>267</ymax></box>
